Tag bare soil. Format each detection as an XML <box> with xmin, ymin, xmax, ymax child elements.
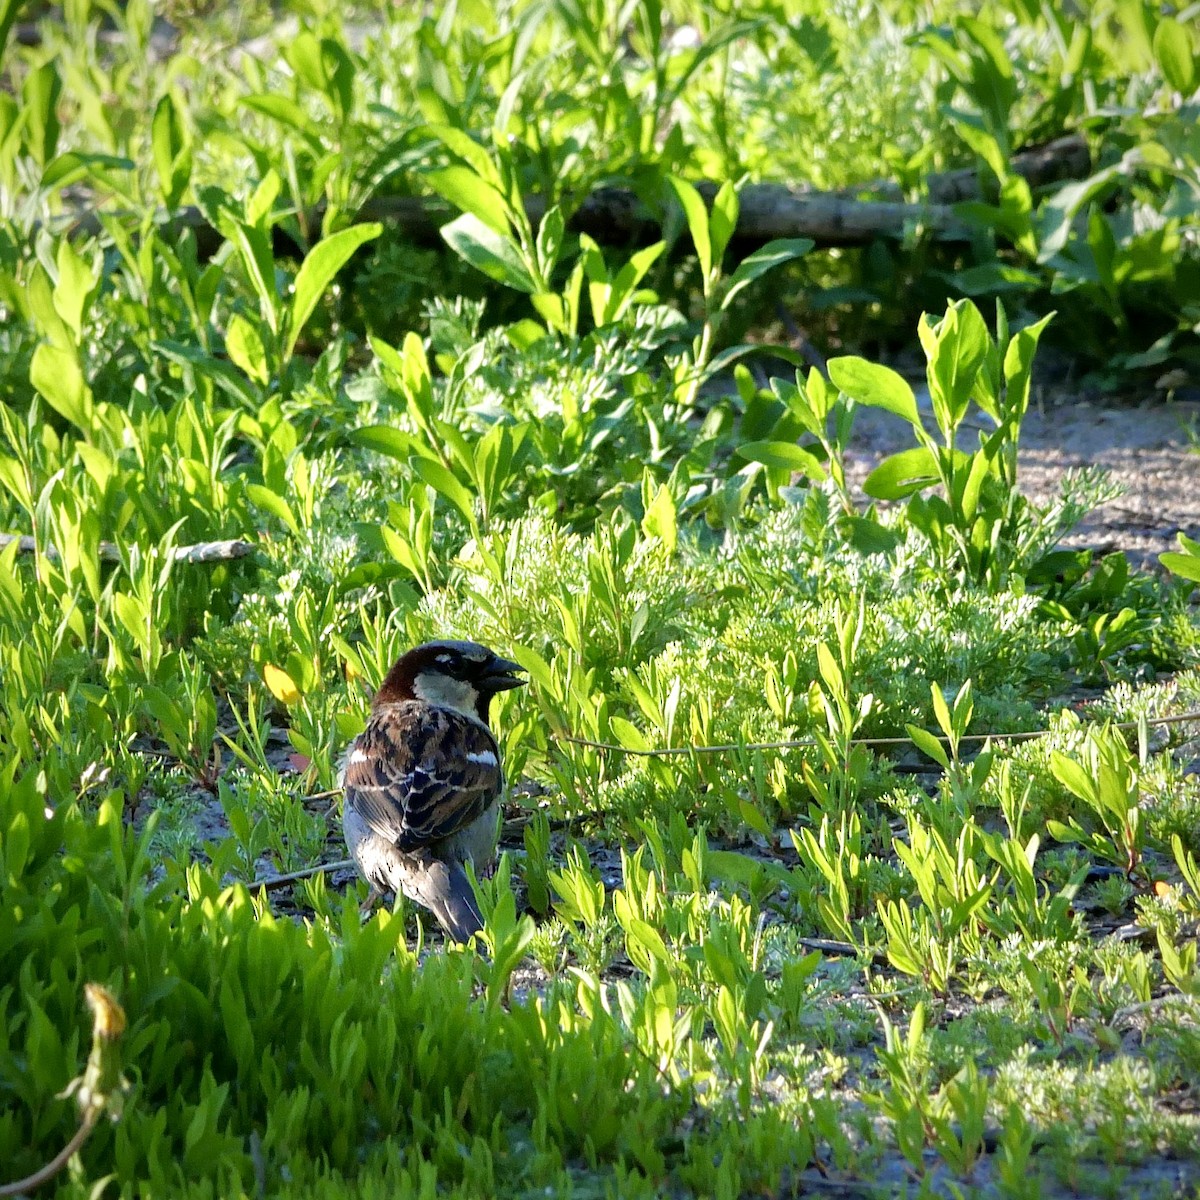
<box><xmin>844</xmin><ymin>394</ymin><xmax>1200</xmax><ymax>570</ymax></box>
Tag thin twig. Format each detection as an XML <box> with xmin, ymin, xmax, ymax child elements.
<box><xmin>0</xmin><ymin>532</ymin><xmax>256</xmax><ymax>564</ymax></box>
<box><xmin>251</xmin><ymin>858</ymin><xmax>354</xmax><ymax>889</ymax></box>
<box><xmin>552</xmin><ymin>709</ymin><xmax>1200</xmax><ymax>758</ymax></box>
<box><xmin>1112</xmin><ymin>992</ymin><xmax>1200</xmax><ymax>1027</ymax></box>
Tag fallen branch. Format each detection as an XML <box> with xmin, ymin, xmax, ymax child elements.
<box><xmin>851</xmin><ymin>134</ymin><xmax>1091</xmax><ymax>204</ymax></box>
<box><xmin>0</xmin><ymin>533</ymin><xmax>256</xmax><ymax>564</ymax></box>
<box><xmin>59</xmin><ymin>135</ymin><xmax>1089</xmax><ymax>253</ymax></box>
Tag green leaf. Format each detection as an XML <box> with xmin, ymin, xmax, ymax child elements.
<box><xmin>410</xmin><ymin>457</ymin><xmax>476</xmax><ymax>526</ymax></box>
<box><xmin>22</xmin><ymin>62</ymin><xmax>61</xmax><ymax>166</ymax></box>
<box><xmin>151</xmin><ymin>91</ymin><xmax>191</xmax><ymax>208</ymax></box>
<box><xmin>1045</xmin><ymin>818</ymin><xmax>1087</xmax><ymax>846</ymax></box>
<box><xmin>610</xmin><ymin>717</ymin><xmax>653</xmax><ymax>753</ymax></box>
<box><xmin>1153</xmin><ymin>18</ymin><xmax>1196</xmax><ymax>94</ymax></box>
<box><xmin>53</xmin><ymin>238</ymin><xmax>97</xmax><ymax>343</ymax></box>
<box><xmin>722</xmin><ymin>237</ymin><xmax>813</xmax><ymax>310</ymax></box>
<box><xmin>708</xmin><ymin>180</ymin><xmax>739</xmax><ymax>270</ymax></box>
<box><xmin>422</xmin><ymin>124</ymin><xmax>502</xmax><ymax>188</ymax></box>
<box><xmin>1161</xmin><ymin>551</ymin><xmax>1200</xmax><ymax>583</ymax></box>
<box><xmin>228</xmin><ymin>221</ymin><xmax>279</xmax><ymax>334</ymax></box>
<box><xmin>863</xmin><ymin>447</ymin><xmax>939</xmax><ymax>499</ymax></box>
<box><xmin>1050</xmin><ymin>750</ymin><xmax>1097</xmax><ymax>805</ymax></box>
<box><xmin>286</xmin><ymin>223</ymin><xmax>382</xmax><ymax>360</ymax></box>
<box><xmin>426</xmin><ymin>165</ymin><xmax>510</xmax><ymax>236</ymax></box>
<box><xmin>641</xmin><ymin>484</ymin><xmax>677</xmax><ymax>554</ymax></box>
<box><xmin>241</xmin><ymin>94</ymin><xmax>321</xmax><ymax>141</ymax></box>
<box><xmin>828</xmin><ymin>357</ymin><xmax>919</xmax><ymax>424</ymax></box>
<box><xmin>845</xmin><ymin>516</ymin><xmax>901</xmax><ymax>556</ymax></box>
<box><xmin>736</xmin><ymin>440</ymin><xmax>827</xmax><ymax>479</ymax></box>
<box><xmin>152</xmin><ymin>340</ymin><xmax>257</xmax><ymax>407</ymax></box>
<box><xmin>667</xmin><ymin>177</ymin><xmax>711</xmax><ymax>280</ymax></box>
<box><xmin>247</xmin><ymin>483</ymin><xmax>300</xmax><ymax>537</ymax></box>
<box><xmin>30</xmin><ymin>344</ymin><xmax>91</xmax><ymax>431</ymax></box>
<box><xmin>354</xmin><ymin>420</ymin><xmax>414</xmax><ymax>462</ymax></box>
<box><xmin>906</xmin><ymin>724</ymin><xmax>950</xmax><ymax>771</ymax></box>
<box><xmin>441</xmin><ymin>213</ymin><xmax>535</xmax><ymax>292</ymax></box>
<box><xmin>225</xmin><ymin>312</ymin><xmax>270</xmax><ymax>385</ymax></box>
<box><xmin>0</xmin><ymin>453</ymin><xmax>31</xmax><ymax>511</ymax></box>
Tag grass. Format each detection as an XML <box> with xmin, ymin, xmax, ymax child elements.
<box><xmin>2</xmin><ymin>1</ymin><xmax>1200</xmax><ymax>1197</ymax></box>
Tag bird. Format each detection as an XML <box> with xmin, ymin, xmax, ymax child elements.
<box><xmin>341</xmin><ymin>639</ymin><xmax>525</xmax><ymax>943</ymax></box>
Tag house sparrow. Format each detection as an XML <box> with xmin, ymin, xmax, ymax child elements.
<box><xmin>341</xmin><ymin>639</ymin><xmax>525</xmax><ymax>943</ymax></box>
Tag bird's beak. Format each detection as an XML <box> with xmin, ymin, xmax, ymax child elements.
<box><xmin>484</xmin><ymin>655</ymin><xmax>526</xmax><ymax>691</ymax></box>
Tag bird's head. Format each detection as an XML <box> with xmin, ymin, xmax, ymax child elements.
<box><xmin>374</xmin><ymin>640</ymin><xmax>526</xmax><ymax>723</ymax></box>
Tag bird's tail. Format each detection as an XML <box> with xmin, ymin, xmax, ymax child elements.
<box><xmin>410</xmin><ymin>855</ymin><xmax>485</xmax><ymax>944</ymax></box>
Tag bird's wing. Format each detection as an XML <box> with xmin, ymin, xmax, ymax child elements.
<box><xmin>343</xmin><ymin>701</ymin><xmax>502</xmax><ymax>850</ymax></box>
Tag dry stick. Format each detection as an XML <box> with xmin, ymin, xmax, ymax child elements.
<box><xmin>0</xmin><ymin>532</ymin><xmax>256</xmax><ymax>564</ymax></box>
<box><xmin>554</xmin><ymin>708</ymin><xmax>1200</xmax><ymax>758</ymax></box>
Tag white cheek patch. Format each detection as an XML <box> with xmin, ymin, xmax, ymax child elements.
<box><xmin>465</xmin><ymin>750</ymin><xmax>497</xmax><ymax>767</ymax></box>
<box><xmin>347</xmin><ymin>747</ymin><xmax>369</xmax><ymax>765</ymax></box>
<box><xmin>413</xmin><ymin>672</ymin><xmax>479</xmax><ymax>714</ymax></box>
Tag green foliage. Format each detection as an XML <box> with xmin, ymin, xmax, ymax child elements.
<box><xmin>1</xmin><ymin>2</ymin><xmax>1199</xmax><ymax>1197</ymax></box>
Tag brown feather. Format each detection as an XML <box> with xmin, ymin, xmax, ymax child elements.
<box><xmin>343</xmin><ymin>701</ymin><xmax>502</xmax><ymax>851</ymax></box>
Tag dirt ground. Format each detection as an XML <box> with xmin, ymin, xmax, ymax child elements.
<box><xmin>844</xmin><ymin>392</ymin><xmax>1200</xmax><ymax>570</ymax></box>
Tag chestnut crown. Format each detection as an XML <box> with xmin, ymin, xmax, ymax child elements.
<box><xmin>374</xmin><ymin>640</ymin><xmax>525</xmax><ymax>722</ymax></box>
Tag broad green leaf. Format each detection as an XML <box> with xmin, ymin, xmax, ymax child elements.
<box><xmin>112</xmin><ymin>592</ymin><xmax>147</xmax><ymax>647</ymax></box>
<box><xmin>845</xmin><ymin>516</ymin><xmax>901</xmax><ymax>556</ymax></box>
<box><xmin>411</xmin><ymin>457</ymin><xmax>476</xmax><ymax>526</ymax></box>
<box><xmin>610</xmin><ymin>717</ymin><xmax>653</xmax><ymax>753</ymax></box>
<box><xmin>379</xmin><ymin>525</ymin><xmax>422</xmax><ymax>578</ymax></box>
<box><xmin>151</xmin><ymin>91</ymin><xmax>191</xmax><ymax>208</ymax></box>
<box><xmin>422</xmin><ymin>123</ymin><xmax>502</xmax><ymax>188</ymax></box>
<box><xmin>1001</xmin><ymin>311</ymin><xmax>1054</xmax><ymax>422</ymax></box>
<box><xmin>905</xmin><ymin>724</ymin><xmax>951</xmax><ymax>771</ymax></box>
<box><xmin>241</xmin><ymin>94</ymin><xmax>321</xmax><ymax>142</ymax></box>
<box><xmin>722</xmin><ymin>238</ymin><xmax>814</xmax><ymax>309</ymax></box>
<box><xmin>1035</xmin><ymin>164</ymin><xmax>1123</xmax><ymax>261</ymax></box>
<box><xmin>247</xmin><ymin>171</ymin><xmax>283</xmax><ymax>231</ymax></box>
<box><xmin>1049</xmin><ymin>750</ymin><xmax>1097</xmax><ymax>805</ymax></box>
<box><xmin>263</xmin><ymin>663</ymin><xmax>302</xmax><ymax>705</ymax></box>
<box><xmin>923</xmin><ymin>300</ymin><xmax>989</xmax><ymax>431</ymax></box>
<box><xmin>426</xmin><ymin>165</ymin><xmax>510</xmax><ymax>236</ymax></box>
<box><xmin>736</xmin><ymin>440</ymin><xmax>826</xmax><ymax>479</ymax></box>
<box><xmin>225</xmin><ymin>312</ymin><xmax>270</xmax><ymax>384</ymax></box>
<box><xmin>641</xmin><ymin>483</ymin><xmax>677</xmax><ymax>554</ymax></box>
<box><xmin>0</xmin><ymin>0</ymin><xmax>21</xmax><ymax>59</ymax></box>
<box><xmin>228</xmin><ymin>222</ymin><xmax>279</xmax><ymax>333</ymax></box>
<box><xmin>152</xmin><ymin>340</ymin><xmax>257</xmax><ymax>407</ymax></box>
<box><xmin>668</xmin><ymin>177</ymin><xmax>711</xmax><ymax>280</ymax></box>
<box><xmin>247</xmin><ymin>483</ymin><xmax>300</xmax><ymax>537</ymax></box>
<box><xmin>828</xmin><ymin>357</ymin><xmax>919</xmax><ymax>424</ymax></box>
<box><xmin>1153</xmin><ymin>18</ymin><xmax>1196</xmax><ymax>94</ymax></box>
<box><xmin>959</xmin><ymin>446</ymin><xmax>993</xmax><ymax>524</ymax></box>
<box><xmin>441</xmin><ymin>213</ymin><xmax>535</xmax><ymax>292</ymax></box>
<box><xmin>863</xmin><ymin>447</ymin><xmax>939</xmax><ymax>499</ymax></box>
<box><xmin>53</xmin><ymin>238</ymin><xmax>97</xmax><ymax>343</ymax></box>
<box><xmin>708</xmin><ymin>180</ymin><xmax>739</xmax><ymax>270</ymax></box>
<box><xmin>286</xmin><ymin>223</ymin><xmax>381</xmax><ymax>359</ymax></box>
<box><xmin>22</xmin><ymin>62</ymin><xmax>60</xmax><ymax>166</ymax></box>
<box><xmin>31</xmin><ymin>344</ymin><xmax>91</xmax><ymax>431</ymax></box>
<box><xmin>0</xmin><ymin>453</ymin><xmax>31</xmax><ymax>511</ymax></box>
<box><xmin>1160</xmin><ymin>550</ymin><xmax>1200</xmax><ymax>583</ymax></box>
